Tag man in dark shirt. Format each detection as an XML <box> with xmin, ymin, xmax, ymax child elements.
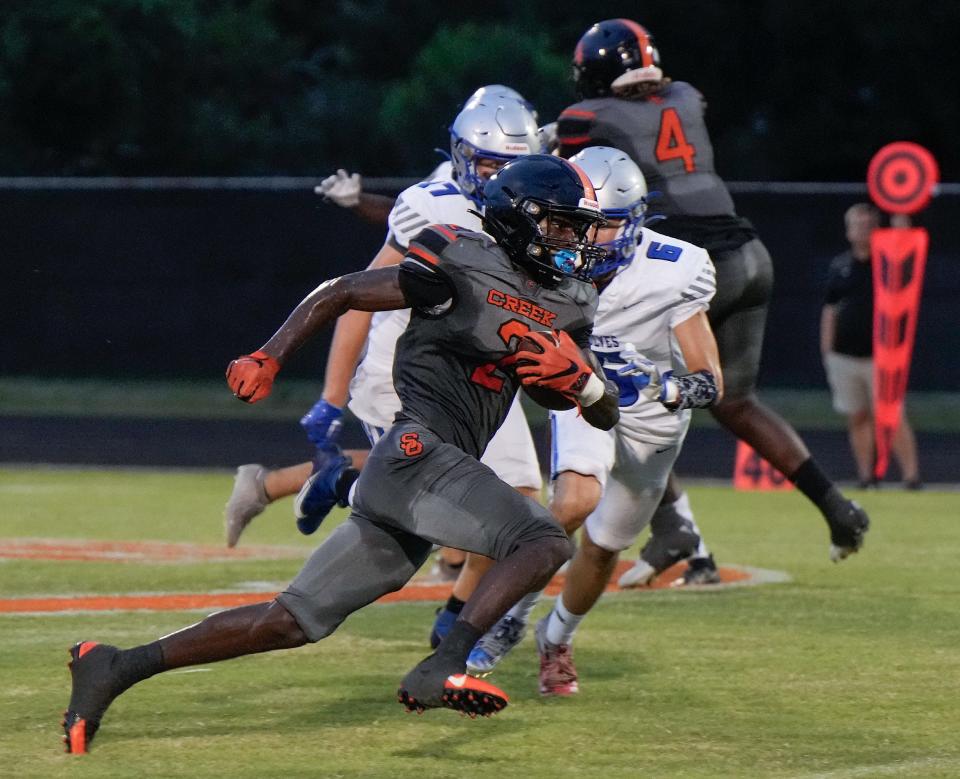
<box><xmin>60</xmin><ymin>155</ymin><xmax>620</xmax><ymax>753</ymax></box>
<box><xmin>821</xmin><ymin>202</ymin><xmax>921</xmax><ymax>488</ymax></box>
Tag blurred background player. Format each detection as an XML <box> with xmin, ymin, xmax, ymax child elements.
<box><xmin>62</xmin><ymin>155</ymin><xmax>618</xmax><ymax>751</ymax></box>
<box><xmin>224</xmin><ymin>95</ymin><xmax>545</xmax><ymax>564</ymax></box>
<box><xmin>313</xmin><ymin>85</ymin><xmax>540</xmax><ymax>225</ymax></box>
<box><xmin>466</xmin><ymin>147</ymin><xmax>723</xmax><ymax>682</ymax></box>
<box><xmin>820</xmin><ymin>203</ymin><xmax>922</xmax><ymax>488</ymax></box>
<box><xmin>557</xmin><ymin>18</ymin><xmax>870</xmax><ymax>569</ymax></box>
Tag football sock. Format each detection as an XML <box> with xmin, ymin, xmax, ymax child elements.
<box><xmin>444</xmin><ymin>595</ymin><xmax>465</xmax><ymax>615</ymax></box>
<box><xmin>673</xmin><ymin>492</ymin><xmax>712</xmax><ymax>558</ymax></box>
<box><xmin>114</xmin><ymin>641</ymin><xmax>166</xmax><ymax>690</ymax></box>
<box><xmin>653</xmin><ymin>492</ymin><xmax>713</xmax><ymax>558</ymax></box>
<box><xmin>507</xmin><ymin>590</ymin><xmax>543</xmax><ymax>624</ymax></box>
<box><xmin>545</xmin><ymin>596</ymin><xmax>584</xmax><ymax>646</ymax></box>
<box><xmin>435</xmin><ymin>620</ymin><xmax>483</xmax><ymax>668</ymax></box>
<box><xmin>671</xmin><ymin>490</ymin><xmax>694</xmax><ymax>521</ymax></box>
<box><xmin>789</xmin><ymin>457</ymin><xmax>835</xmax><ymax>511</ymax></box>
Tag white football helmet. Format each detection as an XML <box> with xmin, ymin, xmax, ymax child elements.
<box><xmin>449</xmin><ymin>98</ymin><xmax>542</xmax><ymax>207</ymax></box>
<box><xmin>464</xmin><ymin>84</ymin><xmax>537</xmax><ymax>121</ymax></box>
<box><xmin>568</xmin><ymin>145</ymin><xmax>648</xmax><ymax>276</ymax></box>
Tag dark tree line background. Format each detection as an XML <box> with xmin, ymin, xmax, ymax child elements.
<box><xmin>1</xmin><ymin>1</ymin><xmax>956</xmax><ymax>180</ymax></box>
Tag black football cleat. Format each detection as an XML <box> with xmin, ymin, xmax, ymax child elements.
<box><xmin>63</xmin><ymin>642</ymin><xmax>122</xmax><ymax>754</ymax></box>
<box><xmin>679</xmin><ymin>554</ymin><xmax>722</xmax><ymax>585</ymax></box>
<box><xmin>398</xmin><ymin>657</ymin><xmax>508</xmax><ymax>718</ymax></box>
<box><xmin>823</xmin><ymin>491</ymin><xmax>871</xmax><ymax>562</ymax></box>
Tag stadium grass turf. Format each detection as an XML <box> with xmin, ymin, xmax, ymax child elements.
<box><xmin>2</xmin><ymin>467</ymin><xmax>960</xmax><ymax>778</ymax></box>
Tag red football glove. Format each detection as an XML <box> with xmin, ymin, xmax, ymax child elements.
<box><xmin>500</xmin><ymin>330</ymin><xmax>593</xmax><ymax>401</ymax></box>
<box><xmin>226</xmin><ymin>350</ymin><xmax>280</xmax><ymax>403</ymax></box>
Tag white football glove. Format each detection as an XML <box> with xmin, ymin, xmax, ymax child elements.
<box><xmin>314</xmin><ymin>169</ymin><xmax>361</xmax><ymax>208</ymax></box>
<box><xmin>615</xmin><ymin>343</ymin><xmax>679</xmax><ymax>407</ymax></box>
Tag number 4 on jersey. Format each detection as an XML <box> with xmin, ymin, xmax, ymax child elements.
<box><xmin>656</xmin><ymin>108</ymin><xmax>696</xmax><ymax>173</ymax></box>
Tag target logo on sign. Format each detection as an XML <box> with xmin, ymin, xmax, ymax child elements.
<box><xmin>867</xmin><ymin>142</ymin><xmax>939</xmax><ymax>215</ymax></box>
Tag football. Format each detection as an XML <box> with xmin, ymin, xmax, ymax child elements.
<box><xmin>512</xmin><ymin>332</ymin><xmax>577</xmax><ymax>411</ymax></box>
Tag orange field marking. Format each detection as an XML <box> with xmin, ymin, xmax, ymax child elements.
<box><xmin>0</xmin><ymin>538</ymin><xmax>305</xmax><ymax>563</ymax></box>
<box><xmin>0</xmin><ymin>556</ymin><xmax>752</xmax><ymax>614</ymax></box>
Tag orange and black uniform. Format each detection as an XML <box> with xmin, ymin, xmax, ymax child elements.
<box><xmin>277</xmin><ymin>225</ymin><xmax>596</xmax><ymax>641</ymax></box>
<box><xmin>557</xmin><ymin>83</ymin><xmax>773</xmax><ymax>398</ymax></box>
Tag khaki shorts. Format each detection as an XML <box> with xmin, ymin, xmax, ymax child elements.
<box><xmin>824</xmin><ymin>351</ymin><xmax>873</xmax><ymax>415</ymax></box>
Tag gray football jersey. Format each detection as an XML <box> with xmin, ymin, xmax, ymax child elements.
<box><xmin>395</xmin><ymin>225</ymin><xmax>597</xmax><ymax>459</ymax></box>
<box><xmin>558</xmin><ymin>82</ymin><xmax>756</xmax><ymax>251</ymax></box>
<box><xmin>559</xmin><ymin>82</ymin><xmax>733</xmax><ymax>217</ymax></box>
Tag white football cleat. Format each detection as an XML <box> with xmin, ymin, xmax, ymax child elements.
<box><xmin>617</xmin><ymin>558</ymin><xmax>658</xmax><ymax>588</ymax></box>
<box><xmin>224</xmin><ymin>464</ymin><xmax>268</xmax><ymax>547</ymax></box>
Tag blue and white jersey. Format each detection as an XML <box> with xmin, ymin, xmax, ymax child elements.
<box><xmin>589</xmin><ymin>227</ymin><xmax>716</xmax><ymax>444</ymax></box>
<box><xmin>348</xmin><ymin>167</ymin><xmax>481</xmax><ymax>428</ymax></box>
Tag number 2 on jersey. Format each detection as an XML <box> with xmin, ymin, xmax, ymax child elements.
<box><xmin>655</xmin><ymin>108</ymin><xmax>696</xmax><ymax>173</ymax></box>
<box><xmin>470</xmin><ymin>319</ymin><xmax>530</xmax><ymax>393</ymax></box>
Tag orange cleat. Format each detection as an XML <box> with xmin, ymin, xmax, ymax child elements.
<box><xmin>398</xmin><ymin>668</ymin><xmax>508</xmax><ymax>718</ymax></box>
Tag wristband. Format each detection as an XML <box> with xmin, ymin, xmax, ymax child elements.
<box><xmin>577</xmin><ymin>373</ymin><xmax>606</xmax><ymax>407</ymax></box>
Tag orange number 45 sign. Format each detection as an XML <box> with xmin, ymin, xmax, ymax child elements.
<box><xmin>733</xmin><ymin>441</ymin><xmax>794</xmax><ymax>491</ymax></box>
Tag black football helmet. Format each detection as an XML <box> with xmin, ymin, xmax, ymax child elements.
<box><xmin>481</xmin><ymin>154</ymin><xmax>606</xmax><ymax>286</ymax></box>
<box><xmin>573</xmin><ymin>19</ymin><xmax>663</xmax><ymax>100</ymax></box>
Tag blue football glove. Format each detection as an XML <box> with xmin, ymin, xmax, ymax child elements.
<box><xmin>300</xmin><ymin>399</ymin><xmax>344</xmax><ymax>447</ymax></box>
<box><xmin>615</xmin><ymin>343</ymin><xmax>678</xmax><ymax>407</ymax></box>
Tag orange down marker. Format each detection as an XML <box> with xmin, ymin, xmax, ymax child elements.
<box><xmin>866</xmin><ymin>142</ymin><xmax>939</xmax><ymax>479</ymax></box>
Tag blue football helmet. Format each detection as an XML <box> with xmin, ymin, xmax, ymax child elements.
<box><xmin>482</xmin><ymin>154</ymin><xmax>606</xmax><ymax>286</ymax></box>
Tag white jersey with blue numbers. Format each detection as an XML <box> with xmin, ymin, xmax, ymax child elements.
<box><xmin>590</xmin><ymin>227</ymin><xmax>716</xmax><ymax>445</ymax></box>
<box><xmin>348</xmin><ymin>169</ymin><xmax>483</xmax><ymax>429</ymax></box>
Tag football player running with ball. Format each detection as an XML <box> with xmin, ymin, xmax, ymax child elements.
<box><xmin>467</xmin><ymin>147</ymin><xmax>723</xmax><ymax>690</ymax></box>
<box><xmin>62</xmin><ymin>155</ymin><xmax>618</xmax><ymax>753</ymax></box>
<box><xmin>224</xmin><ymin>94</ymin><xmax>545</xmax><ymax>560</ymax></box>
<box><xmin>558</xmin><ymin>19</ymin><xmax>869</xmax><ymax>574</ymax></box>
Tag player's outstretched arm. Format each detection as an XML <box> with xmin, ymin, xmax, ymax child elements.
<box><xmin>617</xmin><ymin>310</ymin><xmax>723</xmax><ymax>411</ymax></box>
<box><xmin>673</xmin><ymin>310</ymin><xmax>724</xmax><ymax>400</ymax></box>
<box><xmin>226</xmin><ymin>267</ymin><xmax>405</xmax><ymax>403</ymax></box>
<box><xmin>319</xmin><ymin>242</ymin><xmax>405</xmax><ymax>407</ymax></box>
<box><xmin>351</xmin><ymin>193</ymin><xmax>396</xmax><ymax>226</ymax></box>
<box><xmin>315</xmin><ymin>169</ymin><xmax>396</xmax><ymax>227</ymax></box>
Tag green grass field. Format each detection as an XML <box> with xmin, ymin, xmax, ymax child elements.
<box><xmin>3</xmin><ymin>467</ymin><xmax>960</xmax><ymax>778</ymax></box>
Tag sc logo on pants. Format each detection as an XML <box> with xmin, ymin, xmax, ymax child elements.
<box><xmin>399</xmin><ymin>432</ymin><xmax>424</xmax><ymax>457</ymax></box>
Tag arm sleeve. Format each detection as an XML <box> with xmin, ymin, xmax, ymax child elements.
<box><xmin>398</xmin><ymin>260</ymin><xmax>455</xmax><ymax>316</ymax></box>
<box><xmin>396</xmin><ymin>225</ymin><xmax>460</xmax><ymax>316</ymax></box>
